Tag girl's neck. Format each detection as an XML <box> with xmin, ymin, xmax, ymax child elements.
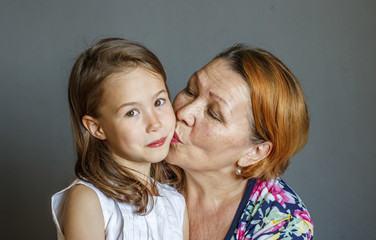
<box><xmin>112</xmin><ymin>154</ymin><xmax>152</xmax><ymax>184</ymax></box>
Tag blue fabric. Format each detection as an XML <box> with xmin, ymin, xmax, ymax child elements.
<box><xmin>224</xmin><ymin>178</ymin><xmax>313</xmax><ymax>240</ymax></box>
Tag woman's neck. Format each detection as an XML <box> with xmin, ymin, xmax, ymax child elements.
<box><xmin>183</xmin><ymin>170</ymin><xmax>249</xmax><ymax>240</ymax></box>
<box><xmin>183</xmin><ymin>170</ymin><xmax>248</xmax><ymax>206</ymax></box>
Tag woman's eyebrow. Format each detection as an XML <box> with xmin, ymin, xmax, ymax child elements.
<box><xmin>195</xmin><ymin>71</ymin><xmax>232</xmax><ymax>113</ymax></box>
<box><xmin>189</xmin><ymin>73</ymin><xmax>198</xmax><ymax>86</ymax></box>
<box><xmin>209</xmin><ymin>91</ymin><xmax>231</xmax><ymax>114</ymax></box>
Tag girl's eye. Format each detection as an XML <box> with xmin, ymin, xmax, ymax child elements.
<box><xmin>207</xmin><ymin>109</ymin><xmax>222</xmax><ymax>122</ymax></box>
<box><xmin>125</xmin><ymin>109</ymin><xmax>139</xmax><ymax>117</ymax></box>
<box><xmin>154</xmin><ymin>98</ymin><xmax>165</xmax><ymax>107</ymax></box>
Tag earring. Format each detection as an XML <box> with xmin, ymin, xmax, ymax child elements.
<box><xmin>235</xmin><ymin>167</ymin><xmax>242</xmax><ymax>176</ymax></box>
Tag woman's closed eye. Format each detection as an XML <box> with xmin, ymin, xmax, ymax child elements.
<box><xmin>125</xmin><ymin>109</ymin><xmax>139</xmax><ymax>117</ymax></box>
<box><xmin>184</xmin><ymin>87</ymin><xmax>195</xmax><ymax>97</ymax></box>
<box><xmin>207</xmin><ymin>109</ymin><xmax>222</xmax><ymax>122</ymax></box>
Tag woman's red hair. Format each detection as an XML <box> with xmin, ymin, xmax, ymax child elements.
<box><xmin>215</xmin><ymin>44</ymin><xmax>309</xmax><ymax>181</ymax></box>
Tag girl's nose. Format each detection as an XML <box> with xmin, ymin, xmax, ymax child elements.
<box><xmin>146</xmin><ymin>112</ymin><xmax>162</xmax><ymax>133</ymax></box>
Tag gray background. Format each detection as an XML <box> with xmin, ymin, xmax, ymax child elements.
<box><xmin>1</xmin><ymin>0</ymin><xmax>375</xmax><ymax>239</ymax></box>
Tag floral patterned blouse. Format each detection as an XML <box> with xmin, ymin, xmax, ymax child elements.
<box><xmin>224</xmin><ymin>178</ymin><xmax>313</xmax><ymax>240</ymax></box>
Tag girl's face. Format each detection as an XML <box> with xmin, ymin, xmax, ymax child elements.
<box><xmin>166</xmin><ymin>59</ymin><xmax>254</xmax><ymax>175</ymax></box>
<box><xmin>95</xmin><ymin>67</ymin><xmax>175</xmax><ymax>171</ymax></box>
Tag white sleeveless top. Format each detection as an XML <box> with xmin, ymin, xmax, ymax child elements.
<box><xmin>51</xmin><ymin>179</ymin><xmax>185</xmax><ymax>240</ymax></box>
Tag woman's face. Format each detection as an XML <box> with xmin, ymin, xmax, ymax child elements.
<box><xmin>166</xmin><ymin>59</ymin><xmax>254</xmax><ymax>174</ymax></box>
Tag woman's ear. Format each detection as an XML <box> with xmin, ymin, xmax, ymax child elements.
<box><xmin>237</xmin><ymin>141</ymin><xmax>273</xmax><ymax>167</ymax></box>
<box><xmin>81</xmin><ymin>115</ymin><xmax>106</xmax><ymax>140</ymax></box>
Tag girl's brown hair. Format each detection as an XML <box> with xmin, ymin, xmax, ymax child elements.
<box><xmin>68</xmin><ymin>38</ymin><xmax>171</xmax><ymax>214</ymax></box>
<box><xmin>215</xmin><ymin>44</ymin><xmax>309</xmax><ymax>181</ymax></box>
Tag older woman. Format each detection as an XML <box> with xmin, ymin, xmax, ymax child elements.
<box><xmin>166</xmin><ymin>44</ymin><xmax>313</xmax><ymax>239</ymax></box>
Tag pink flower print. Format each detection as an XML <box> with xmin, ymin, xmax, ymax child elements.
<box><xmin>250</xmin><ymin>179</ymin><xmax>295</xmax><ymax>208</ymax></box>
<box><xmin>236</xmin><ymin>223</ymin><xmax>246</xmax><ymax>239</ymax></box>
<box><xmin>267</xmin><ymin>179</ymin><xmax>295</xmax><ymax>208</ymax></box>
<box><xmin>250</xmin><ymin>179</ymin><xmax>266</xmax><ymax>202</ymax></box>
<box><xmin>268</xmin><ymin>220</ymin><xmax>287</xmax><ymax>233</ymax></box>
<box><xmin>294</xmin><ymin>209</ymin><xmax>313</xmax><ymax>224</ymax></box>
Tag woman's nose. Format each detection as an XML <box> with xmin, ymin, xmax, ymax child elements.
<box><xmin>146</xmin><ymin>111</ymin><xmax>162</xmax><ymax>133</ymax></box>
<box><xmin>175</xmin><ymin>100</ymin><xmax>198</xmax><ymax>127</ymax></box>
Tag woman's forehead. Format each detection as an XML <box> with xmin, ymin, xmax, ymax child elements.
<box><xmin>196</xmin><ymin>59</ymin><xmax>249</xmax><ymax>96</ymax></box>
<box><xmin>189</xmin><ymin>59</ymin><xmax>251</xmax><ymax>116</ymax></box>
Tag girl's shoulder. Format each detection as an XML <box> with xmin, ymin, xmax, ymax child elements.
<box><xmin>67</xmin><ymin>182</ymin><xmax>100</xmax><ymax>205</ymax></box>
<box><xmin>52</xmin><ymin>179</ymin><xmax>114</xmax><ymax>209</ymax></box>
<box><xmin>51</xmin><ymin>179</ymin><xmax>110</xmax><ymax>239</ymax></box>
<box><xmin>157</xmin><ymin>182</ymin><xmax>184</xmax><ymax>198</ymax></box>
<box><xmin>156</xmin><ymin>181</ymin><xmax>186</xmax><ymax>214</ymax></box>
<box><xmin>156</xmin><ymin>182</ymin><xmax>186</xmax><ymax>209</ymax></box>
<box><xmin>61</xmin><ymin>183</ymin><xmax>105</xmax><ymax>239</ymax></box>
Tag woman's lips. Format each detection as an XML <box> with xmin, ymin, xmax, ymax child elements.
<box><xmin>171</xmin><ymin>131</ymin><xmax>182</xmax><ymax>144</ymax></box>
<box><xmin>146</xmin><ymin>137</ymin><xmax>167</xmax><ymax>147</ymax></box>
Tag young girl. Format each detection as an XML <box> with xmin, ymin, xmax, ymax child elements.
<box><xmin>51</xmin><ymin>38</ymin><xmax>188</xmax><ymax>240</ymax></box>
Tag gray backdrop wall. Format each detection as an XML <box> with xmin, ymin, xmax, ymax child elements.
<box><xmin>1</xmin><ymin>0</ymin><xmax>375</xmax><ymax>239</ymax></box>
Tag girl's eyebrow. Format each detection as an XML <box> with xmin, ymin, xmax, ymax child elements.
<box><xmin>153</xmin><ymin>89</ymin><xmax>168</xmax><ymax>98</ymax></box>
<box><xmin>116</xmin><ymin>89</ymin><xmax>168</xmax><ymax>113</ymax></box>
<box><xmin>116</xmin><ymin>101</ymin><xmax>137</xmax><ymax>113</ymax></box>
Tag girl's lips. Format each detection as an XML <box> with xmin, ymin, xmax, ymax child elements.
<box><xmin>171</xmin><ymin>131</ymin><xmax>182</xmax><ymax>144</ymax></box>
<box><xmin>146</xmin><ymin>137</ymin><xmax>167</xmax><ymax>147</ymax></box>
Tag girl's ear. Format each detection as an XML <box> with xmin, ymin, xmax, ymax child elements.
<box><xmin>237</xmin><ymin>141</ymin><xmax>273</xmax><ymax>167</ymax></box>
<box><xmin>81</xmin><ymin>115</ymin><xmax>106</xmax><ymax>140</ymax></box>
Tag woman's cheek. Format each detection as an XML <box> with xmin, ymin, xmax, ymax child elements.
<box><xmin>192</xmin><ymin>121</ymin><xmax>219</xmax><ymax>146</ymax></box>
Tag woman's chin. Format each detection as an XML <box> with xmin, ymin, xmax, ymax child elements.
<box><xmin>165</xmin><ymin>147</ymin><xmax>182</xmax><ymax>165</ymax></box>
<box><xmin>164</xmin><ymin>154</ymin><xmax>176</xmax><ymax>165</ymax></box>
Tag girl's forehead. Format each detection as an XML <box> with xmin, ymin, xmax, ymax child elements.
<box><xmin>105</xmin><ymin>66</ymin><xmax>164</xmax><ymax>86</ymax></box>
